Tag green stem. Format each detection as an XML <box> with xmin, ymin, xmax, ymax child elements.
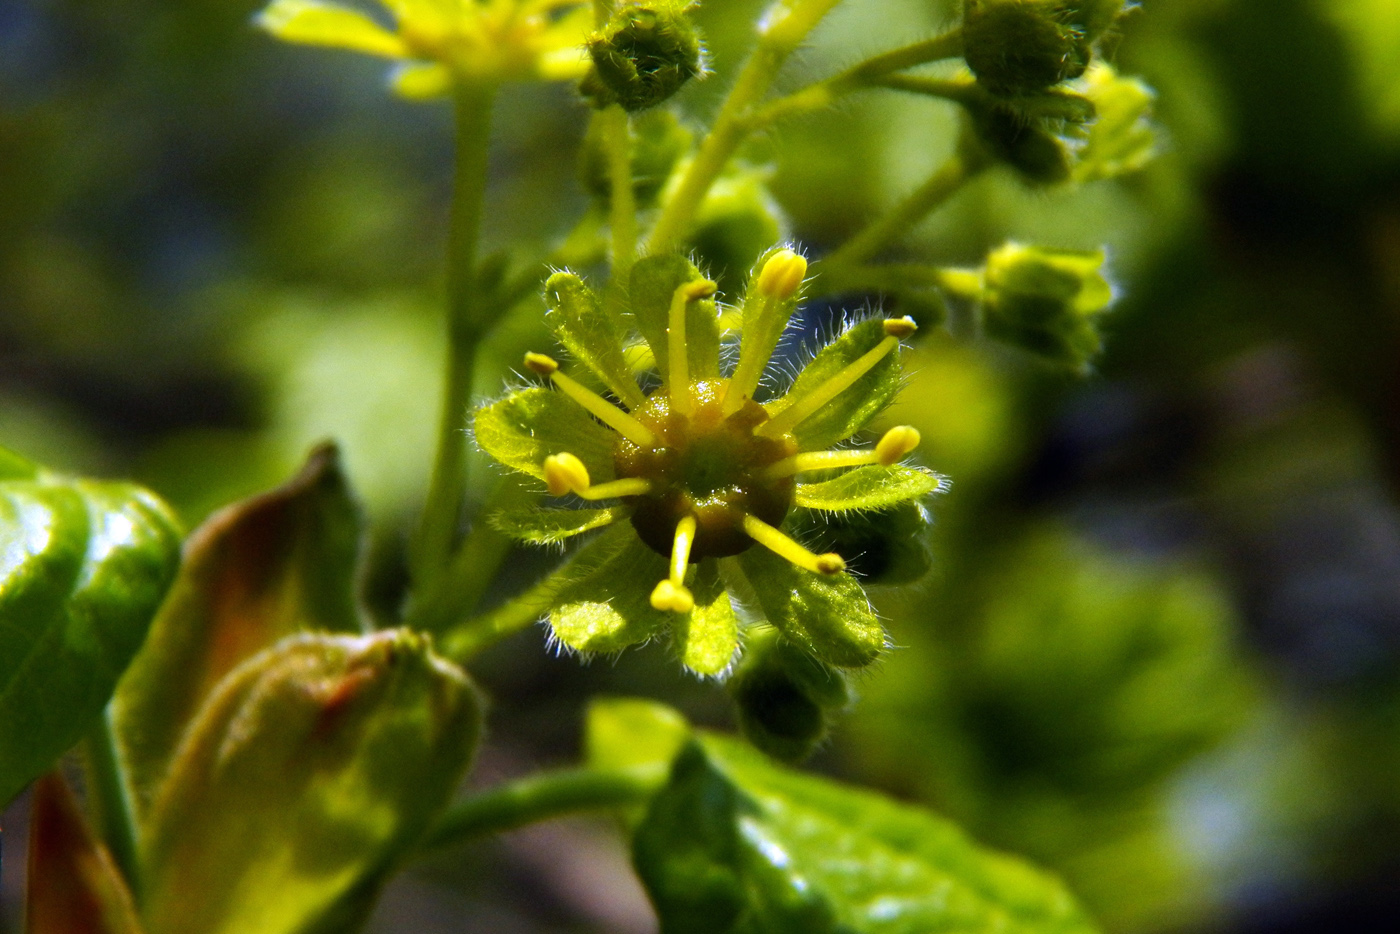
<box><xmin>814</xmin><ymin>262</ymin><xmax>983</xmax><ymax>298</ymax></box>
<box><xmin>646</xmin><ymin>0</ymin><xmax>843</xmax><ymax>254</ymax></box>
<box><xmin>82</xmin><ymin>707</ymin><xmax>141</xmax><ymax>895</ymax></box>
<box><xmin>415</xmin><ymin>81</ymin><xmax>499</xmax><ymax>590</ymax></box>
<box><xmin>601</xmin><ymin>104</ymin><xmax>637</xmax><ymax>278</ymax></box>
<box><xmin>822</xmin><ymin>150</ymin><xmax>985</xmax><ymax>268</ymax></box>
<box><xmin>421</xmin><ymin>768</ymin><xmax>654</xmax><ymax>851</ymax></box>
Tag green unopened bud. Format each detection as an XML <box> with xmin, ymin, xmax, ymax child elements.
<box><xmin>961</xmin><ymin>103</ymin><xmax>1073</xmax><ymax>186</ymax></box>
<box><xmin>728</xmin><ymin>628</ymin><xmax>849</xmax><ymax>763</ymax></box>
<box><xmin>980</xmin><ymin>242</ymin><xmax>1114</xmax><ymax>369</ymax></box>
<box><xmin>580</xmin><ymin>108</ymin><xmax>694</xmax><ymax>206</ymax></box>
<box><xmin>580</xmin><ymin>1</ymin><xmax>705</xmax><ymax>112</ymax></box>
<box><xmin>962</xmin><ymin>1</ymin><xmax>1127</xmax><ymax>97</ymax></box>
<box><xmin>140</xmin><ymin>630</ymin><xmax>481</xmax><ymax>934</ymax></box>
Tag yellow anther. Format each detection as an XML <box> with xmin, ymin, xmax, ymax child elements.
<box><xmin>524</xmin><ymin>352</ymin><xmax>559</xmax><ymax>375</ymax></box>
<box><xmin>755</xmin><ymin>249</ymin><xmax>808</xmax><ymax>301</ymax></box>
<box><xmin>741</xmin><ymin>514</ymin><xmax>846</xmax><ymax>576</ymax></box>
<box><xmin>650</xmin><ymin>578</ymin><xmax>695</xmax><ymax>614</ymax></box>
<box><xmin>883</xmin><ymin>316</ymin><xmax>918</xmax><ymax>339</ymax></box>
<box><xmin>543</xmin><ymin>452</ymin><xmax>591</xmax><ymax>496</ymax></box>
<box><xmin>875</xmin><ymin>425</ymin><xmax>920</xmax><ymax>465</ymax></box>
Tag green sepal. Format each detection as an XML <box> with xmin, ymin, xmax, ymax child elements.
<box><xmin>628</xmin><ymin>254</ymin><xmax>721</xmax><ymax>382</ymax></box>
<box><xmin>0</xmin><ymin>452</ymin><xmax>182</xmax><ymax>808</ymax></box>
<box><xmin>728</xmin><ymin>626</ymin><xmax>849</xmax><ymax>763</ymax></box>
<box><xmin>633</xmin><ymin>733</ymin><xmax>1102</xmax><ymax>934</ymax></box>
<box><xmin>795</xmin><ymin>465</ymin><xmax>944</xmax><ymax>512</ymax></box>
<box><xmin>1072</xmin><ymin>63</ymin><xmax>1156</xmax><ymax>184</ymax></box>
<box><xmin>981</xmin><ymin>242</ymin><xmax>1114</xmax><ymax>370</ymax></box>
<box><xmin>113</xmin><ymin>444</ymin><xmax>362</xmax><ymax>817</ymax></box>
<box><xmin>489</xmin><ymin>503</ymin><xmax>629</xmax><ymax>545</ymax></box>
<box><xmin>473</xmin><ymin>387</ymin><xmax>618</xmax><ymax>483</ymax></box>
<box><xmin>773</xmin><ymin>317</ymin><xmax>902</xmax><ymax>450</ymax></box>
<box><xmin>736</xmin><ymin>546</ymin><xmax>884</xmax><ymax>669</ymax></box>
<box><xmin>257</xmin><ymin>0</ymin><xmax>408</xmax><ymax>59</ymax></box>
<box><xmin>671</xmin><ymin>561</ymin><xmax>739</xmax><ymax>676</ymax></box>
<box><xmin>790</xmin><ymin>501</ymin><xmax>934</xmax><ymax>587</ymax></box>
<box><xmin>544</xmin><ymin>272</ymin><xmax>645</xmax><ymax>408</ymax></box>
<box><xmin>140</xmin><ymin>629</ymin><xmax>481</xmax><ymax>934</ymax></box>
<box><xmin>549</xmin><ymin>526</ymin><xmax>671</xmax><ymax>655</ymax></box>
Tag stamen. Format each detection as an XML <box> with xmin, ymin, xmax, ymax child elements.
<box><xmin>543</xmin><ymin>453</ymin><xmax>653</xmax><ymax>500</ymax></box>
<box><xmin>669</xmin><ymin>514</ymin><xmax>697</xmax><ymax>584</ymax></box>
<box><xmin>650</xmin><ymin>514</ymin><xmax>698</xmax><ymax>614</ymax></box>
<box><xmin>741</xmin><ymin>514</ymin><xmax>846</xmax><ymax>575</ymax></box>
<box><xmin>525</xmin><ymin>352</ymin><xmax>657</xmax><ymax>447</ymax></box>
<box><xmin>722</xmin><ymin>250</ymin><xmax>808</xmax><ymax>417</ymax></box>
<box><xmin>755</xmin><ymin>317</ymin><xmax>917</xmax><ymax>439</ymax></box>
<box><xmin>667</xmin><ymin>280</ymin><xmax>717</xmax><ymax>416</ymax></box>
<box><xmin>761</xmin><ymin>426</ymin><xmax>919</xmax><ymax>479</ymax></box>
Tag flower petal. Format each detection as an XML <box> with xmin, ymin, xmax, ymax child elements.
<box><xmin>794</xmin><ymin>465</ymin><xmax>945</xmax><ymax>512</ymax></box>
<box><xmin>671</xmin><ymin>561</ymin><xmax>738</xmax><ymax>676</ymax></box>
<box><xmin>544</xmin><ymin>272</ymin><xmax>644</xmax><ymax>408</ymax></box>
<box><xmin>490</xmin><ymin>503</ymin><xmax>628</xmax><ymax>544</ymax></box>
<box><xmin>772</xmin><ymin>317</ymin><xmax>902</xmax><ymax>450</ymax></box>
<box><xmin>257</xmin><ymin>0</ymin><xmax>408</xmax><ymax>58</ymax></box>
<box><xmin>550</xmin><ymin>528</ymin><xmax>671</xmax><ymax>654</ymax></box>
<box><xmin>390</xmin><ymin>60</ymin><xmax>453</xmax><ymax>99</ymax></box>
<box><xmin>473</xmin><ymin>388</ymin><xmax>617</xmax><ymax>482</ymax></box>
<box><xmin>628</xmin><ymin>254</ymin><xmax>721</xmax><ymax>383</ymax></box>
<box><xmin>735</xmin><ymin>546</ymin><xmax>884</xmax><ymax>668</ymax></box>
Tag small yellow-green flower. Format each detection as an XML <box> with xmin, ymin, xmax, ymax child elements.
<box><xmin>257</xmin><ymin>0</ymin><xmax>593</xmax><ymax>97</ymax></box>
<box><xmin>474</xmin><ymin>247</ymin><xmax>945</xmax><ymax>676</ymax></box>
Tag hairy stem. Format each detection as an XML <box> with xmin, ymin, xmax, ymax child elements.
<box><xmin>82</xmin><ymin>707</ymin><xmax>141</xmax><ymax>895</ymax></box>
<box><xmin>415</xmin><ymin>82</ymin><xmax>499</xmax><ymax>590</ymax></box>
<box><xmin>646</xmin><ymin>0</ymin><xmax>844</xmax><ymax>253</ymax></box>
<box><xmin>421</xmin><ymin>768</ymin><xmax>654</xmax><ymax>851</ymax></box>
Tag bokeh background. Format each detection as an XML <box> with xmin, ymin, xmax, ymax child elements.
<box><xmin>5</xmin><ymin>0</ymin><xmax>1400</xmax><ymax>931</ymax></box>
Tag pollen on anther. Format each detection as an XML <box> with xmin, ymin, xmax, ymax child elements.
<box><xmin>875</xmin><ymin>425</ymin><xmax>920</xmax><ymax>465</ymax></box>
<box><xmin>544</xmin><ymin>452</ymin><xmax>590</xmax><ymax>496</ymax></box>
<box><xmin>882</xmin><ymin>316</ymin><xmax>918</xmax><ymax>339</ymax></box>
<box><xmin>524</xmin><ymin>352</ymin><xmax>559</xmax><ymax>375</ymax></box>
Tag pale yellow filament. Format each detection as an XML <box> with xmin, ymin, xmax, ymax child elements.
<box><xmin>763</xmin><ymin>425</ymin><xmax>920</xmax><ymax>479</ymax></box>
<box><xmin>525</xmin><ymin>352</ymin><xmax>657</xmax><ymax>447</ymax></box>
<box><xmin>741</xmin><ymin>514</ymin><xmax>845</xmax><ymax>575</ymax></box>
<box><xmin>667</xmin><ymin>280</ymin><xmax>716</xmax><ymax>416</ymax></box>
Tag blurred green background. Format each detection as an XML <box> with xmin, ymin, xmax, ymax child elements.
<box><xmin>4</xmin><ymin>0</ymin><xmax>1400</xmax><ymax>931</ymax></box>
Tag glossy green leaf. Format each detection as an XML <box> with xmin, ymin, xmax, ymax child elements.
<box><xmin>672</xmin><ymin>561</ymin><xmax>739</xmax><ymax>676</ymax></box>
<box><xmin>257</xmin><ymin>0</ymin><xmax>408</xmax><ymax>58</ymax></box>
<box><xmin>141</xmin><ymin>630</ymin><xmax>481</xmax><ymax>934</ymax></box>
<box><xmin>473</xmin><ymin>387</ymin><xmax>618</xmax><ymax>483</ymax></box>
<box><xmin>549</xmin><ymin>526</ymin><xmax>671</xmax><ymax>654</ymax></box>
<box><xmin>773</xmin><ymin>317</ymin><xmax>902</xmax><ymax>450</ymax></box>
<box><xmin>0</xmin><ymin>454</ymin><xmax>181</xmax><ymax>808</ymax></box>
<box><xmin>628</xmin><ymin>254</ymin><xmax>721</xmax><ymax>381</ymax></box>
<box><xmin>544</xmin><ymin>272</ymin><xmax>645</xmax><ymax>408</ymax></box>
<box><xmin>737</xmin><ymin>546</ymin><xmax>883</xmax><ymax>669</ymax></box>
<box><xmin>490</xmin><ymin>503</ymin><xmax>629</xmax><ymax>545</ymax></box>
<box><xmin>113</xmin><ymin>444</ymin><xmax>362</xmax><ymax>816</ymax></box>
<box><xmin>795</xmin><ymin>465</ymin><xmax>944</xmax><ymax>512</ymax></box>
<box><xmin>634</xmin><ymin>734</ymin><xmax>1101</xmax><ymax>934</ymax></box>
<box><xmin>26</xmin><ymin>773</ymin><xmax>145</xmax><ymax>934</ymax></box>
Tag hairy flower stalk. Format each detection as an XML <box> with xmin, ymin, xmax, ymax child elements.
<box><xmin>475</xmin><ymin>246</ymin><xmax>945</xmax><ymax>675</ymax></box>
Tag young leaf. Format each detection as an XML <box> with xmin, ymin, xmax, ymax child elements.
<box><xmin>490</xmin><ymin>503</ymin><xmax>629</xmax><ymax>544</ymax></box>
<box><xmin>737</xmin><ymin>546</ymin><xmax>884</xmax><ymax>669</ymax></box>
<box><xmin>549</xmin><ymin>526</ymin><xmax>672</xmax><ymax>654</ymax></box>
<box><xmin>112</xmin><ymin>444</ymin><xmax>361</xmax><ymax>817</ymax></box>
<box><xmin>628</xmin><ymin>254</ymin><xmax>722</xmax><ymax>380</ymax></box>
<box><xmin>544</xmin><ymin>272</ymin><xmax>646</xmax><ymax>408</ymax></box>
<box><xmin>671</xmin><ymin>561</ymin><xmax>739</xmax><ymax>676</ymax></box>
<box><xmin>0</xmin><ymin>453</ymin><xmax>181</xmax><ymax>808</ymax></box>
<box><xmin>473</xmin><ymin>387</ymin><xmax>618</xmax><ymax>482</ymax></box>
<box><xmin>140</xmin><ymin>630</ymin><xmax>481</xmax><ymax>934</ymax></box>
<box><xmin>585</xmin><ymin>697</ymin><xmax>692</xmax><ymax>779</ymax></box>
<box><xmin>794</xmin><ymin>465</ymin><xmax>944</xmax><ymax>512</ymax></box>
<box><xmin>26</xmin><ymin>773</ymin><xmax>145</xmax><ymax>934</ymax></box>
<box><xmin>772</xmin><ymin>317</ymin><xmax>902</xmax><ymax>450</ymax></box>
<box><xmin>633</xmin><ymin>734</ymin><xmax>1103</xmax><ymax>934</ymax></box>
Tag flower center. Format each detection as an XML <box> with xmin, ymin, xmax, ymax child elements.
<box><xmin>615</xmin><ymin>379</ymin><xmax>797</xmax><ymax>559</ymax></box>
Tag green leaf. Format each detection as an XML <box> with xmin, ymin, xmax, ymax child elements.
<box><xmin>628</xmin><ymin>254</ymin><xmax>721</xmax><ymax>382</ymax></box>
<box><xmin>113</xmin><ymin>444</ymin><xmax>362</xmax><ymax>817</ymax></box>
<box><xmin>634</xmin><ymin>734</ymin><xmax>1102</xmax><ymax>934</ymax></box>
<box><xmin>736</xmin><ymin>546</ymin><xmax>883</xmax><ymax>669</ymax></box>
<box><xmin>544</xmin><ymin>272</ymin><xmax>647</xmax><ymax>409</ymax></box>
<box><xmin>672</xmin><ymin>561</ymin><xmax>739</xmax><ymax>676</ymax></box>
<box><xmin>26</xmin><ymin>773</ymin><xmax>145</xmax><ymax>934</ymax></box>
<box><xmin>473</xmin><ymin>387</ymin><xmax>618</xmax><ymax>483</ymax></box>
<box><xmin>549</xmin><ymin>526</ymin><xmax>671</xmax><ymax>654</ymax></box>
<box><xmin>585</xmin><ymin>697</ymin><xmax>691</xmax><ymax>780</ymax></box>
<box><xmin>140</xmin><ymin>630</ymin><xmax>481</xmax><ymax>934</ymax></box>
<box><xmin>0</xmin><ymin>454</ymin><xmax>181</xmax><ymax>808</ymax></box>
<box><xmin>773</xmin><ymin>318</ymin><xmax>902</xmax><ymax>450</ymax></box>
<box><xmin>257</xmin><ymin>0</ymin><xmax>408</xmax><ymax>58</ymax></box>
<box><xmin>795</xmin><ymin>465</ymin><xmax>944</xmax><ymax>512</ymax></box>
<box><xmin>490</xmin><ymin>503</ymin><xmax>629</xmax><ymax>545</ymax></box>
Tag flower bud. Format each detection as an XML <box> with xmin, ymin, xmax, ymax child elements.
<box><xmin>961</xmin><ymin>103</ymin><xmax>1073</xmax><ymax>186</ymax></box>
<box><xmin>140</xmin><ymin>630</ymin><xmax>481</xmax><ymax>934</ymax></box>
<box><xmin>728</xmin><ymin>628</ymin><xmax>849</xmax><ymax>762</ymax></box>
<box><xmin>962</xmin><ymin>1</ymin><xmax>1127</xmax><ymax>97</ymax></box>
<box><xmin>980</xmin><ymin>242</ymin><xmax>1114</xmax><ymax>369</ymax></box>
<box><xmin>688</xmin><ymin>168</ymin><xmax>786</xmax><ymax>296</ymax></box>
<box><xmin>580</xmin><ymin>1</ymin><xmax>705</xmax><ymax>112</ymax></box>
